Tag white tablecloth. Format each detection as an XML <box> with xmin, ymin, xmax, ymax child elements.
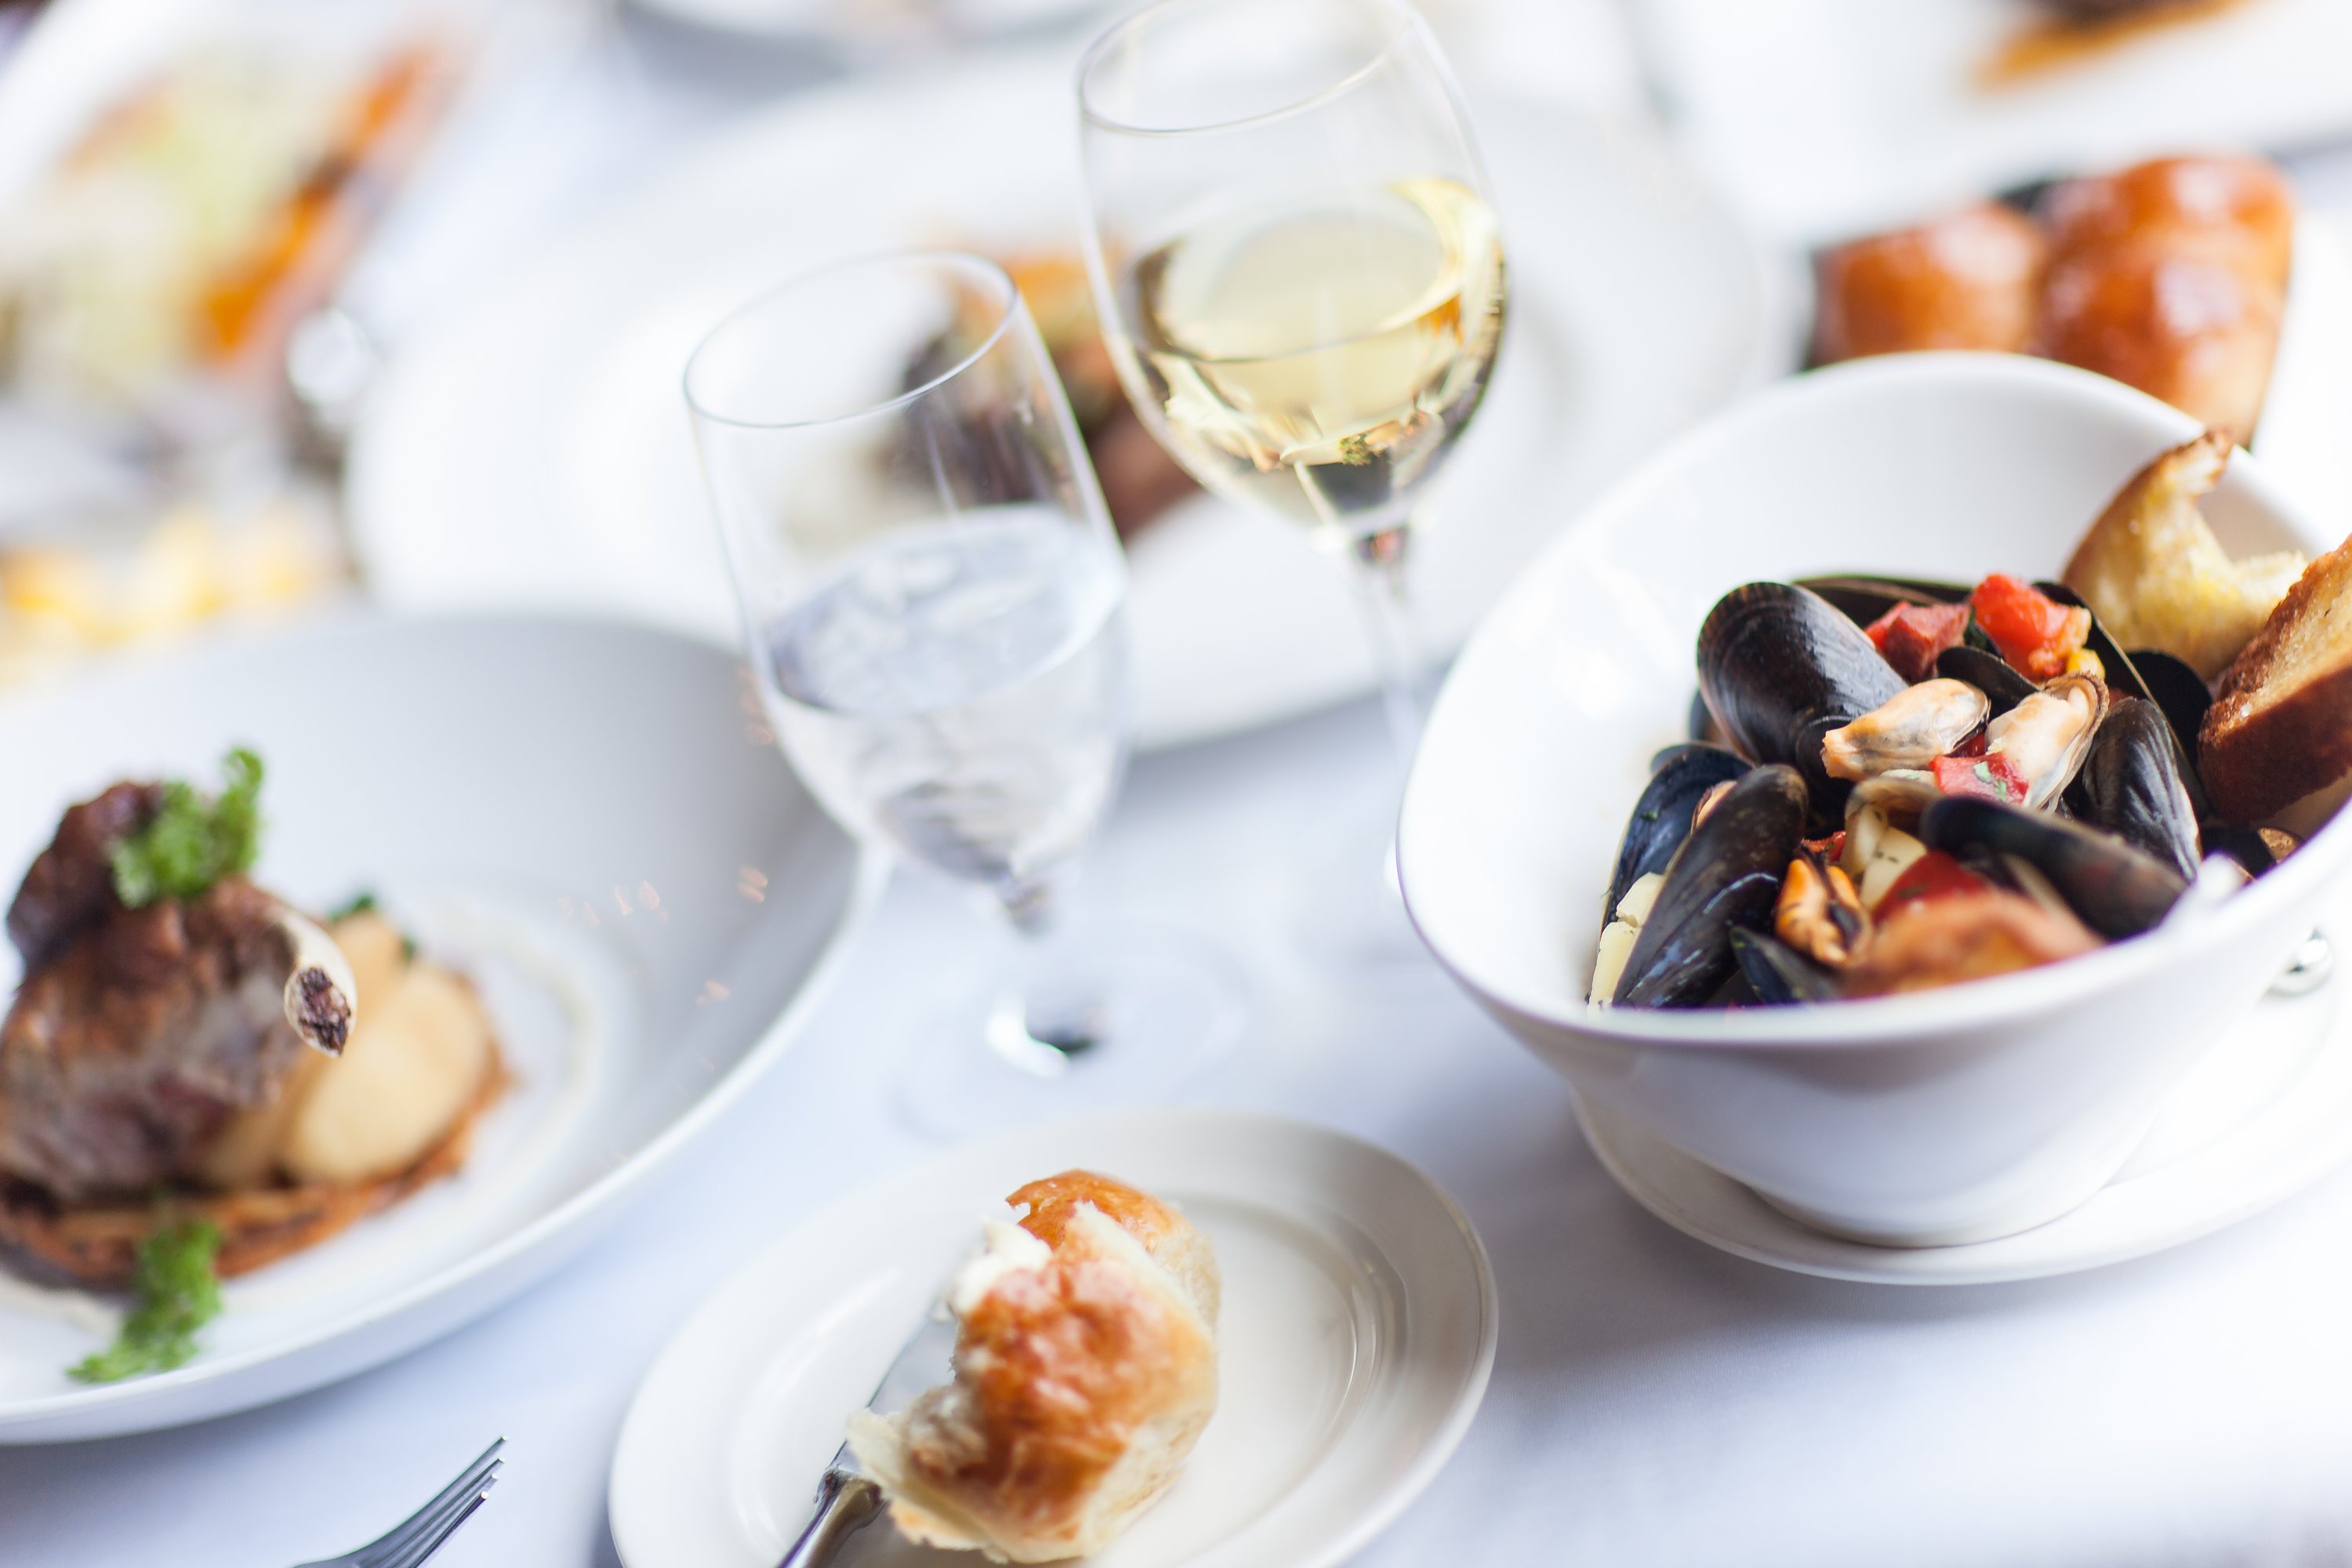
<box><xmin>7</xmin><ymin>693</ymin><xmax>2352</xmax><ymax>1566</ymax></box>
<box><xmin>7</xmin><ymin>5</ymin><xmax>2352</xmax><ymax>1563</ymax></box>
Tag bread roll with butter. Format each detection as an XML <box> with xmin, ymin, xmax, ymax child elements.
<box><xmin>848</xmin><ymin>1171</ymin><xmax>1219</xmax><ymax>1563</ymax></box>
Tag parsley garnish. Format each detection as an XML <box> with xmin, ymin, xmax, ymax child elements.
<box><xmin>110</xmin><ymin>748</ymin><xmax>264</xmax><ymax>908</ymax></box>
<box><xmin>327</xmin><ymin>890</ymin><xmax>379</xmax><ymax>921</ymax></box>
<box><xmin>69</xmin><ymin>1220</ymin><xmax>223</xmax><ymax>1383</ymax></box>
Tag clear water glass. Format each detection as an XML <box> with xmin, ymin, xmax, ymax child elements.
<box><xmin>685</xmin><ymin>252</ymin><xmax>1243</xmax><ymax>1127</ymax></box>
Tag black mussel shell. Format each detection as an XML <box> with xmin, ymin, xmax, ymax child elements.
<box><xmin>1934</xmin><ymin>644</ymin><xmax>2037</xmax><ymax>717</ymax></box>
<box><xmin>1730</xmin><ymin>927</ymin><xmax>1840</xmax><ymax>1005</ymax></box>
<box><xmin>1619</xmin><ymin>764</ymin><xmax>1806</xmax><ymax>1008</ymax></box>
<box><xmin>2031</xmin><ymin>580</ymin><xmax>2156</xmax><ymax>706</ymax></box>
<box><xmin>1686</xmin><ymin>689</ymin><xmax>1729</xmax><ymax>745</ymax></box>
<box><xmin>1795</xmin><ymin>575</ymin><xmax>1970</xmax><ymax>627</ymax></box>
<box><xmin>1606</xmin><ymin>744</ymin><xmax>1752</xmax><ymax>924</ymax></box>
<box><xmin>2205</xmin><ymin>823</ymin><xmax>2278</xmax><ymax>878</ymax></box>
<box><xmin>2125</xmin><ymin>648</ymin><xmax>2214</xmax><ymax>776</ymax></box>
<box><xmin>1698</xmin><ymin>583</ymin><xmax>1907</xmax><ymax>833</ymax></box>
<box><xmin>1920</xmin><ymin>796</ymin><xmax>2187</xmax><ymax>938</ymax></box>
<box><xmin>2067</xmin><ymin>698</ymin><xmax>2202</xmax><ymax>882</ymax></box>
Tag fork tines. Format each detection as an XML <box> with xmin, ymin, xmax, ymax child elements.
<box><xmin>356</xmin><ymin>1438</ymin><xmax>505</xmax><ymax>1568</ymax></box>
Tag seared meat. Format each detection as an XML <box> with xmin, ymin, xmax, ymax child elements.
<box><xmin>0</xmin><ymin>878</ymin><xmax>311</xmax><ymax>1200</ymax></box>
<box><xmin>7</xmin><ymin>783</ymin><xmax>165</xmax><ymax>972</ymax></box>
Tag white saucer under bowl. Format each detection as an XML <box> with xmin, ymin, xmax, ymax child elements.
<box><xmin>608</xmin><ymin>1110</ymin><xmax>1497</xmax><ymax>1568</ymax></box>
<box><xmin>1580</xmin><ymin>927</ymin><xmax>2352</xmax><ymax>1286</ymax></box>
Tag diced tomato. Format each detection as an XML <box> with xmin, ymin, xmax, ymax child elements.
<box><xmin>1969</xmin><ymin>574</ymin><xmax>2092</xmax><ymax>681</ymax></box>
<box><xmin>1876</xmin><ymin>851</ymin><xmax>1988</xmax><ymax>919</ymax></box>
<box><xmin>1863</xmin><ymin>601</ymin><xmax>1972</xmax><ymax>683</ymax></box>
<box><xmin>1931</xmin><ymin>752</ymin><xmax>2029</xmax><ymax>804</ymax></box>
<box><xmin>1803</xmin><ymin>830</ymin><xmax>1847</xmax><ymax>864</ymax></box>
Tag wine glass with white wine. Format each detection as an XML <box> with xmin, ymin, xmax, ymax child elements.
<box><xmin>1076</xmin><ymin>0</ymin><xmax>1506</xmax><ymax>951</ymax></box>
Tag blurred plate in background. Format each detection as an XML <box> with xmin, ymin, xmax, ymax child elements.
<box><xmin>1638</xmin><ymin>0</ymin><xmax>2352</xmax><ymax>239</ymax></box>
<box><xmin>346</xmin><ymin>50</ymin><xmax>1786</xmax><ymax>750</ymax></box>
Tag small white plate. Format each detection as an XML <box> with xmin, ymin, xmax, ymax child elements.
<box><xmin>0</xmin><ymin>612</ymin><xmax>885</xmax><ymax>1442</ymax></box>
<box><xmin>346</xmin><ymin>49</ymin><xmax>1784</xmax><ymax>750</ymax></box>
<box><xmin>1580</xmin><ymin>935</ymin><xmax>2352</xmax><ymax>1285</ymax></box>
<box><xmin>608</xmin><ymin>1110</ymin><xmax>1497</xmax><ymax>1568</ymax></box>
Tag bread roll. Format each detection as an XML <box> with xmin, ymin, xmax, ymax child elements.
<box><xmin>2039</xmin><ymin>155</ymin><xmax>2293</xmax><ymax>292</ymax></box>
<box><xmin>2035</xmin><ymin>156</ymin><xmax>2294</xmax><ymax>440</ymax></box>
<box><xmin>848</xmin><ymin>1171</ymin><xmax>1219</xmax><ymax>1563</ymax></box>
<box><xmin>2201</xmin><ymin>536</ymin><xmax>2352</xmax><ymax>822</ymax></box>
<box><xmin>1813</xmin><ymin>202</ymin><xmax>2046</xmax><ymax>363</ymax></box>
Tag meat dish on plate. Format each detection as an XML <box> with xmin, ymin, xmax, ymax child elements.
<box><xmin>0</xmin><ymin>749</ymin><xmax>501</xmax><ymax>1380</ymax></box>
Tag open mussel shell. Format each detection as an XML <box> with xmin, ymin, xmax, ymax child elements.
<box><xmin>1795</xmin><ymin>574</ymin><xmax>1969</xmax><ymax>623</ymax></box>
<box><xmin>1934</xmin><ymin>644</ymin><xmax>2036</xmax><ymax>717</ymax></box>
<box><xmin>1606</xmin><ymin>744</ymin><xmax>1751</xmax><ymax>923</ymax></box>
<box><xmin>1921</xmin><ymin>796</ymin><xmax>2187</xmax><ymax>939</ymax></box>
<box><xmin>1730</xmin><ymin>927</ymin><xmax>1840</xmax><ymax>1005</ymax></box>
<box><xmin>1698</xmin><ymin>583</ymin><xmax>1907</xmax><ymax>834</ymax></box>
<box><xmin>2066</xmin><ymin>697</ymin><xmax>2202</xmax><ymax>882</ymax></box>
<box><xmin>1618</xmin><ymin>764</ymin><xmax>1807</xmax><ymax>1008</ymax></box>
<box><xmin>2031</xmin><ymin>579</ymin><xmax>2156</xmax><ymax>707</ymax></box>
<box><xmin>2125</xmin><ymin>648</ymin><xmax>2214</xmax><ymax>775</ymax></box>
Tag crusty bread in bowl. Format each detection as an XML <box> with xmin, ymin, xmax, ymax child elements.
<box><xmin>848</xmin><ymin>1170</ymin><xmax>1219</xmax><ymax>1563</ymax></box>
<box><xmin>2201</xmin><ymin>535</ymin><xmax>2352</xmax><ymax>823</ymax></box>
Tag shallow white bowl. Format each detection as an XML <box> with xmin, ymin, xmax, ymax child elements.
<box><xmin>1399</xmin><ymin>353</ymin><xmax>2352</xmax><ymax>1247</ymax></box>
<box><xmin>0</xmin><ymin>614</ymin><xmax>884</xmax><ymax>1442</ymax></box>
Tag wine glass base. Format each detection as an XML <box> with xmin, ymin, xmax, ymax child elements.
<box><xmin>895</xmin><ymin>919</ymin><xmax>1250</xmax><ymax>1136</ymax></box>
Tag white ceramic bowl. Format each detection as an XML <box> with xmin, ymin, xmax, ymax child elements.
<box><xmin>1399</xmin><ymin>354</ymin><xmax>2352</xmax><ymax>1247</ymax></box>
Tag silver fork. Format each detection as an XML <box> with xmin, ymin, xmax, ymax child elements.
<box><xmin>292</xmin><ymin>1438</ymin><xmax>505</xmax><ymax>1568</ymax></box>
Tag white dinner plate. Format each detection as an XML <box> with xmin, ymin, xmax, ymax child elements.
<box><xmin>1580</xmin><ymin>913</ymin><xmax>2352</xmax><ymax>1286</ymax></box>
<box><xmin>0</xmin><ymin>612</ymin><xmax>885</xmax><ymax>1442</ymax></box>
<box><xmin>608</xmin><ymin>1109</ymin><xmax>1497</xmax><ymax>1568</ymax></box>
<box><xmin>346</xmin><ymin>49</ymin><xmax>1785</xmax><ymax>750</ymax></box>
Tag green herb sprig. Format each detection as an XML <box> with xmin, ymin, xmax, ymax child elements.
<box><xmin>110</xmin><ymin>748</ymin><xmax>265</xmax><ymax>908</ymax></box>
<box><xmin>69</xmin><ymin>1220</ymin><xmax>223</xmax><ymax>1384</ymax></box>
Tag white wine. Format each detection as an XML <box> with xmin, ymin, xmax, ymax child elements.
<box><xmin>1120</xmin><ymin>177</ymin><xmax>1505</xmax><ymax>540</ymax></box>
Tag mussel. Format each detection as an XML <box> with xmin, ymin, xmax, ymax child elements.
<box><xmin>1730</xmin><ymin>927</ymin><xmax>1839</xmax><ymax>1005</ymax></box>
<box><xmin>1985</xmin><ymin>670</ymin><xmax>2107</xmax><ymax>811</ymax></box>
<box><xmin>1795</xmin><ymin>574</ymin><xmax>1968</xmax><ymax>625</ymax></box>
<box><xmin>1697</xmin><ymin>584</ymin><xmax>1907</xmax><ymax>833</ymax></box>
<box><xmin>2067</xmin><ymin>696</ymin><xmax>2202</xmax><ymax>881</ymax></box>
<box><xmin>1616</xmin><ymin>764</ymin><xmax>1807</xmax><ymax>1008</ymax></box>
<box><xmin>1605</xmin><ymin>744</ymin><xmax>1751</xmax><ymax>924</ymax></box>
<box><xmin>1820</xmin><ymin>679</ymin><xmax>1991</xmax><ymax>781</ymax></box>
<box><xmin>1934</xmin><ymin>644</ymin><xmax>2037</xmax><ymax>717</ymax></box>
<box><xmin>1920</xmin><ymin>796</ymin><xmax>2186</xmax><ymax>938</ymax></box>
<box><xmin>2031</xmin><ymin>579</ymin><xmax>2157</xmax><ymax>706</ymax></box>
<box><xmin>2125</xmin><ymin>648</ymin><xmax>2214</xmax><ymax>783</ymax></box>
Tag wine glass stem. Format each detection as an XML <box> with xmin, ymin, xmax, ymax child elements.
<box><xmin>983</xmin><ymin>884</ymin><xmax>1109</xmax><ymax>1075</ymax></box>
<box><xmin>1343</xmin><ymin>521</ymin><xmax>1435</xmax><ymax>769</ymax></box>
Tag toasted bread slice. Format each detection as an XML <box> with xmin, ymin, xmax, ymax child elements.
<box><xmin>0</xmin><ymin>1047</ymin><xmax>505</xmax><ymax>1290</ymax></box>
<box><xmin>2061</xmin><ymin>430</ymin><xmax>2307</xmax><ymax>680</ymax></box>
<box><xmin>2201</xmin><ymin>537</ymin><xmax>2352</xmax><ymax>822</ymax></box>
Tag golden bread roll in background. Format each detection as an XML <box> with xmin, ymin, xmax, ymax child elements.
<box><xmin>1813</xmin><ymin>202</ymin><xmax>2046</xmax><ymax>362</ymax></box>
<box><xmin>2034</xmin><ymin>155</ymin><xmax>2294</xmax><ymax>439</ymax></box>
